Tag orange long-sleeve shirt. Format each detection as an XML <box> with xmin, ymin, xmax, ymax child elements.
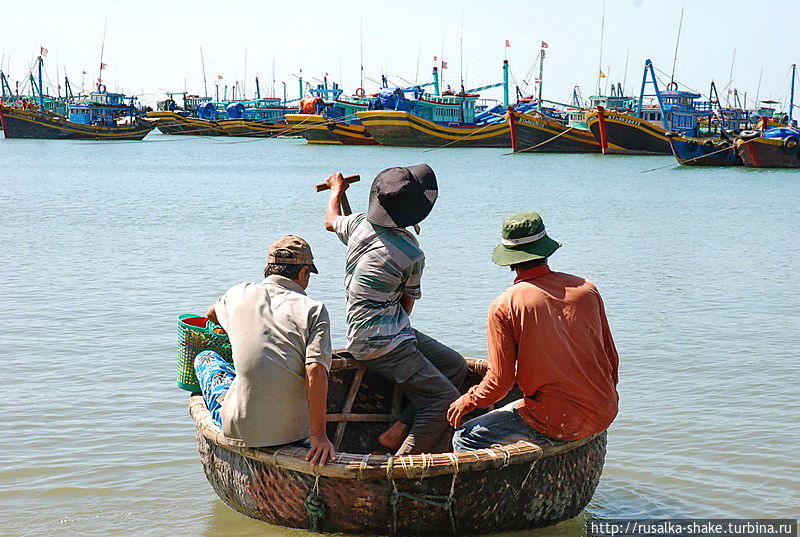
<box><xmin>464</xmin><ymin>265</ymin><xmax>619</xmax><ymax>439</ymax></box>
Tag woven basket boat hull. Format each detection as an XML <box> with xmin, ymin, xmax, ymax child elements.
<box><xmin>190</xmin><ymin>357</ymin><xmax>607</xmax><ymax>535</ymax></box>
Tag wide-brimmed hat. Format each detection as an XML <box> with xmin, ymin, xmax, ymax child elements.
<box><xmin>267</xmin><ymin>235</ymin><xmax>318</xmax><ymax>273</ymax></box>
<box><xmin>366</xmin><ymin>164</ymin><xmax>438</xmax><ymax>228</ymax></box>
<box><xmin>491</xmin><ymin>212</ymin><xmax>561</xmax><ymax>266</ymax></box>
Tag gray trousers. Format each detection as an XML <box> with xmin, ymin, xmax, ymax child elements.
<box><xmin>363</xmin><ymin>329</ymin><xmax>467</xmax><ymax>455</ymax></box>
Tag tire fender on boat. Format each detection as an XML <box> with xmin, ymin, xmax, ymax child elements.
<box><xmin>782</xmin><ymin>136</ymin><xmax>799</xmax><ymax>156</ymax></box>
<box><xmin>355</xmin><ymin>87</ymin><xmax>366</xmax><ymax>97</ymax></box>
<box><xmin>738</xmin><ymin>130</ymin><xmax>760</xmax><ymax>141</ymax></box>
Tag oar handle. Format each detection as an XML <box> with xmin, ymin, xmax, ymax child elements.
<box><xmin>314</xmin><ymin>174</ymin><xmax>360</xmax><ymax>192</ymax></box>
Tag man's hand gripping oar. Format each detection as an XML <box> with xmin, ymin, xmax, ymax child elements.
<box><xmin>320</xmin><ymin>173</ymin><xmax>360</xmax><ymax>229</ymax></box>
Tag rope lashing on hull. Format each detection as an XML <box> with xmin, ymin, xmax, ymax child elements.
<box><xmin>304</xmin><ymin>474</ymin><xmax>326</xmax><ymax>532</ymax></box>
<box><xmin>387</xmin><ymin>454</ymin><xmax>460</xmax><ymax>537</ymax></box>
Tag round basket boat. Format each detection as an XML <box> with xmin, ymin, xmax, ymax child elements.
<box><xmin>189</xmin><ymin>356</ymin><xmax>607</xmax><ymax>535</ymax></box>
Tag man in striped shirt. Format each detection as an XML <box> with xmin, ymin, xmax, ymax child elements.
<box><xmin>324</xmin><ymin>165</ymin><xmax>467</xmax><ymax>455</ymax></box>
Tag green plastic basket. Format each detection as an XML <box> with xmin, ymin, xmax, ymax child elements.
<box><xmin>177</xmin><ymin>314</ymin><xmax>233</xmax><ymax>392</ymax></box>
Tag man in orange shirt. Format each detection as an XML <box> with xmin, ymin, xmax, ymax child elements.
<box><xmin>448</xmin><ymin>212</ymin><xmax>619</xmax><ymax>450</ymax></box>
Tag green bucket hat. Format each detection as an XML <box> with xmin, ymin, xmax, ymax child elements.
<box><xmin>491</xmin><ymin>212</ymin><xmax>562</xmax><ymax>266</ymax></box>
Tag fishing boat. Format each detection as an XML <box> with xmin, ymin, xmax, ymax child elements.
<box><xmin>285</xmin><ymin>80</ymin><xmax>378</xmax><ymax>145</ymax></box>
<box><xmin>668</xmin><ymin>67</ymin><xmax>797</xmax><ymax>167</ymax></box>
<box><xmin>736</xmin><ymin>127</ymin><xmax>800</xmax><ymax>169</ymax></box>
<box><xmin>147</xmin><ymin>96</ymin><xmax>227</xmax><ymax>136</ymax></box>
<box><xmin>217</xmin><ymin>97</ymin><xmax>298</xmax><ymax>137</ymax></box>
<box><xmin>357</xmin><ymin>63</ymin><xmax>521</xmax><ymax>148</ymax></box>
<box><xmin>586</xmin><ymin>60</ymin><xmax>715</xmax><ymax>155</ymax></box>
<box><xmin>507</xmin><ymin>49</ymin><xmax>632</xmax><ymax>154</ymax></box>
<box><xmin>508</xmin><ymin>107</ymin><xmax>603</xmax><ymax>153</ymax></box>
<box><xmin>190</xmin><ymin>356</ymin><xmax>607</xmax><ymax>535</ymax></box>
<box><xmin>0</xmin><ymin>58</ymin><xmax>153</xmax><ymax>140</ymax></box>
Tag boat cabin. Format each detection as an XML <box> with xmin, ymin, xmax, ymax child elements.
<box><xmin>68</xmin><ymin>91</ymin><xmax>137</xmax><ymax>126</ymax></box>
<box><xmin>184</xmin><ymin>95</ymin><xmax>212</xmax><ymax>114</ymax></box>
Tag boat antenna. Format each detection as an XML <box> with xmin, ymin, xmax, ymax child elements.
<box><xmin>272</xmin><ymin>51</ymin><xmax>276</xmax><ymax>98</ymax></box>
<box><xmin>754</xmin><ymin>66</ymin><xmax>763</xmax><ymax>108</ymax></box>
<box><xmin>622</xmin><ymin>47</ymin><xmax>630</xmax><ymax>95</ymax></box>
<box><xmin>669</xmin><ymin>8</ymin><xmax>684</xmax><ymax>86</ymax></box>
<box><xmin>459</xmin><ymin>13</ymin><xmax>464</xmax><ymax>91</ymax></box>
<box><xmin>200</xmin><ymin>45</ymin><xmax>208</xmax><ymax>98</ymax></box>
<box><xmin>360</xmin><ymin>17</ymin><xmax>365</xmax><ymax>90</ymax></box>
<box><xmin>415</xmin><ymin>43</ymin><xmax>420</xmax><ymax>84</ymax></box>
<box><xmin>596</xmin><ymin>0</ymin><xmax>606</xmax><ymax>95</ymax></box>
<box><xmin>243</xmin><ymin>45</ymin><xmax>248</xmax><ymax>98</ymax></box>
<box><xmin>725</xmin><ymin>48</ymin><xmax>736</xmax><ymax>107</ymax></box>
<box><xmin>98</xmin><ymin>17</ymin><xmax>107</xmax><ymax>89</ymax></box>
<box><xmin>790</xmin><ymin>63</ymin><xmax>796</xmax><ymax>123</ymax></box>
<box><xmin>440</xmin><ymin>31</ymin><xmax>445</xmax><ymax>88</ymax></box>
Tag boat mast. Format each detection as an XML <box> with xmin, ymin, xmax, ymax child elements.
<box><xmin>98</xmin><ymin>18</ymin><xmax>107</xmax><ymax>90</ymax></box>
<box><xmin>360</xmin><ymin>18</ymin><xmax>365</xmax><ymax>91</ymax></box>
<box><xmin>669</xmin><ymin>8</ymin><xmax>684</xmax><ymax>87</ymax></box>
<box><xmin>38</xmin><ymin>55</ymin><xmax>44</xmax><ymax>112</ymax></box>
<box><xmin>200</xmin><ymin>46</ymin><xmax>208</xmax><ymax>98</ymax></box>
<box><xmin>537</xmin><ymin>48</ymin><xmax>544</xmax><ymax>112</ymax></box>
<box><xmin>754</xmin><ymin>67</ymin><xmax>763</xmax><ymax>110</ymax></box>
<box><xmin>622</xmin><ymin>48</ymin><xmax>630</xmax><ymax>95</ymax></box>
<box><xmin>790</xmin><ymin>64</ymin><xmax>796</xmax><ymax>123</ymax></box>
<box><xmin>596</xmin><ymin>0</ymin><xmax>606</xmax><ymax>95</ymax></box>
<box><xmin>503</xmin><ymin>60</ymin><xmax>509</xmax><ymax>107</ymax></box>
<box><xmin>725</xmin><ymin>49</ymin><xmax>736</xmax><ymax>107</ymax></box>
<box><xmin>255</xmin><ymin>76</ymin><xmax>261</xmax><ymax>99</ymax></box>
<box><xmin>298</xmin><ymin>69</ymin><xmax>304</xmax><ymax>99</ymax></box>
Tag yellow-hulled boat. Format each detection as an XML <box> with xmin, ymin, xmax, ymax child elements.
<box><xmin>356</xmin><ymin>110</ymin><xmax>511</xmax><ymax>148</ymax></box>
<box><xmin>145</xmin><ymin>111</ymin><xmax>228</xmax><ymax>136</ymax></box>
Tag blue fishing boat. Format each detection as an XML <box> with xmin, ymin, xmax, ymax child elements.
<box><xmin>147</xmin><ymin>93</ymin><xmax>228</xmax><ymax>136</ymax></box>
<box><xmin>356</xmin><ymin>62</ymin><xmax>525</xmax><ymax>148</ymax></box>
<box><xmin>216</xmin><ymin>77</ymin><xmax>299</xmax><ymax>137</ymax></box>
<box><xmin>586</xmin><ymin>59</ymin><xmax>714</xmax><ymax>155</ymax></box>
<box><xmin>0</xmin><ymin>56</ymin><xmax>153</xmax><ymax>140</ymax></box>
<box><xmin>286</xmin><ymin>78</ymin><xmax>388</xmax><ymax>145</ymax></box>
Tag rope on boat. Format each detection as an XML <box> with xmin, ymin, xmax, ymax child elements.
<box><xmin>357</xmin><ymin>453</ymin><xmax>372</xmax><ymax>479</ymax></box>
<box><xmin>388</xmin><ymin>454</ymin><xmax>460</xmax><ymax>537</ymax></box>
<box><xmin>304</xmin><ymin>473</ymin><xmax>326</xmax><ymax>532</ymax></box>
<box><xmin>496</xmin><ymin>442</ymin><xmax>540</xmax><ymax>520</ymax></box>
<box><xmin>504</xmin><ymin>123</ymin><xmax>579</xmax><ymax>155</ymax></box>
<box><xmin>422</xmin><ymin>122</ymin><xmax>497</xmax><ymax>153</ymax></box>
<box><xmin>641</xmin><ymin>140</ymin><xmax>749</xmax><ymax>173</ymax></box>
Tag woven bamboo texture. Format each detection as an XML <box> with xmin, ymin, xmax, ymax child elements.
<box><xmin>190</xmin><ymin>357</ymin><xmax>607</xmax><ymax>535</ymax></box>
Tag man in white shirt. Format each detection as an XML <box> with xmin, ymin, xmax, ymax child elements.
<box><xmin>195</xmin><ymin>235</ymin><xmax>336</xmax><ymax>466</ymax></box>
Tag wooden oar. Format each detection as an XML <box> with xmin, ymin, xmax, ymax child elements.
<box><xmin>315</xmin><ymin>174</ymin><xmax>360</xmax><ymax>216</ymax></box>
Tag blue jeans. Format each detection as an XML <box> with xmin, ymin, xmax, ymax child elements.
<box><xmin>452</xmin><ymin>399</ymin><xmax>565</xmax><ymax>452</ymax></box>
<box><xmin>194</xmin><ymin>350</ymin><xmax>311</xmax><ymax>449</ymax></box>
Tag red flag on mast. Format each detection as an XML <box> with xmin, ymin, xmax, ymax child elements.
<box><xmin>441</xmin><ymin>61</ymin><xmax>448</xmax><ymax>69</ymax></box>
<box><xmin>541</xmin><ymin>41</ymin><xmax>549</xmax><ymax>48</ymax></box>
<box><xmin>505</xmin><ymin>40</ymin><xmax>511</xmax><ymax>47</ymax></box>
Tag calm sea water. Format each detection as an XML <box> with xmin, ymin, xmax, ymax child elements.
<box><xmin>1</xmin><ymin>132</ymin><xmax>797</xmax><ymax>537</ymax></box>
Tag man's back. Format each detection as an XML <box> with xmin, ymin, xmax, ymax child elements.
<box><xmin>334</xmin><ymin>213</ymin><xmax>424</xmax><ymax>359</ymax></box>
<box><xmin>489</xmin><ymin>266</ymin><xmax>619</xmax><ymax>440</ymax></box>
<box><xmin>213</xmin><ymin>275</ymin><xmax>331</xmax><ymax>447</ymax></box>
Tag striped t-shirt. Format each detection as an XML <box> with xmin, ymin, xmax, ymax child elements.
<box><xmin>333</xmin><ymin>213</ymin><xmax>424</xmax><ymax>360</ymax></box>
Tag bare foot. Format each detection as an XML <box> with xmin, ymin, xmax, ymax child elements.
<box><xmin>378</xmin><ymin>421</ymin><xmax>410</xmax><ymax>451</ymax></box>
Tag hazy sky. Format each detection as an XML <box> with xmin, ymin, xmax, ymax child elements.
<box><xmin>1</xmin><ymin>0</ymin><xmax>797</xmax><ymax>110</ymax></box>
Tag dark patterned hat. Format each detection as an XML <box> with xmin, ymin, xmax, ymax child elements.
<box><xmin>366</xmin><ymin>164</ymin><xmax>438</xmax><ymax>228</ymax></box>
